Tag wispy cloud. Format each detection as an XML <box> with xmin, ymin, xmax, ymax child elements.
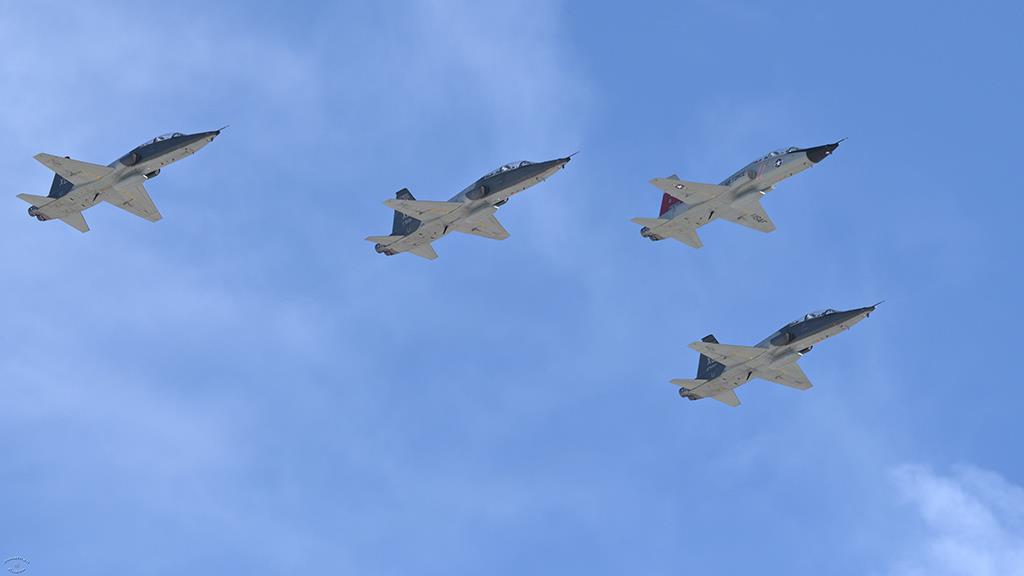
<box><xmin>889</xmin><ymin>464</ymin><xmax>1024</xmax><ymax>576</ymax></box>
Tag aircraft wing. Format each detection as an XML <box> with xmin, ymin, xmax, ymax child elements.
<box><xmin>756</xmin><ymin>362</ymin><xmax>812</xmax><ymax>390</ymax></box>
<box><xmin>104</xmin><ymin>183</ymin><xmax>162</xmax><ymax>222</ymax></box>
<box><xmin>688</xmin><ymin>341</ymin><xmax>765</xmax><ymax>366</ymax></box>
<box><xmin>34</xmin><ymin>153</ymin><xmax>113</xmax><ymax>185</ymax></box>
<box><xmin>650</xmin><ymin>176</ymin><xmax>728</xmax><ymax>204</ymax></box>
<box><xmin>384</xmin><ymin>199</ymin><xmax>462</xmax><ymax>221</ymax></box>
<box><xmin>452</xmin><ymin>208</ymin><xmax>509</xmax><ymax>240</ymax></box>
<box><xmin>719</xmin><ymin>198</ymin><xmax>776</xmax><ymax>233</ymax></box>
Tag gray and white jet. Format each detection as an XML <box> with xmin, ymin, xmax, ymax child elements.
<box><xmin>18</xmin><ymin>129</ymin><xmax>223</xmax><ymax>233</ymax></box>
<box><xmin>367</xmin><ymin>156</ymin><xmax>572</xmax><ymax>260</ymax></box>
<box><xmin>632</xmin><ymin>141</ymin><xmax>841</xmax><ymax>248</ymax></box>
<box><xmin>672</xmin><ymin>304</ymin><xmax>878</xmax><ymax>407</ymax></box>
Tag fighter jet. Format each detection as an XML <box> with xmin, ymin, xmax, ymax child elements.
<box><xmin>632</xmin><ymin>141</ymin><xmax>842</xmax><ymax>248</ymax></box>
<box><xmin>367</xmin><ymin>156</ymin><xmax>572</xmax><ymax>260</ymax></box>
<box><xmin>672</xmin><ymin>304</ymin><xmax>878</xmax><ymax>407</ymax></box>
<box><xmin>18</xmin><ymin>129</ymin><xmax>224</xmax><ymax>233</ymax></box>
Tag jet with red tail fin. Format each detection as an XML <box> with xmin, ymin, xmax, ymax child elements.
<box><xmin>632</xmin><ymin>141</ymin><xmax>842</xmax><ymax>248</ymax></box>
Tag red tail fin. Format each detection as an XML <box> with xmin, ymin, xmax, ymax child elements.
<box><xmin>659</xmin><ymin>193</ymin><xmax>683</xmax><ymax>216</ymax></box>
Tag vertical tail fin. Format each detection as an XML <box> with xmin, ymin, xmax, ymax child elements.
<box><xmin>48</xmin><ymin>171</ymin><xmax>74</xmax><ymax>199</ymax></box>
<box><xmin>696</xmin><ymin>334</ymin><xmax>726</xmax><ymax>379</ymax></box>
<box><xmin>659</xmin><ymin>174</ymin><xmax>685</xmax><ymax>216</ymax></box>
<box><xmin>391</xmin><ymin>188</ymin><xmax>421</xmax><ymax>236</ymax></box>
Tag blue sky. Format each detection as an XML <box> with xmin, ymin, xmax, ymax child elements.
<box><xmin>1</xmin><ymin>1</ymin><xmax>1023</xmax><ymax>574</ymax></box>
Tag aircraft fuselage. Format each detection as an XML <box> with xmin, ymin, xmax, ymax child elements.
<box><xmin>685</xmin><ymin>305</ymin><xmax>875</xmax><ymax>399</ymax></box>
<box><xmin>28</xmin><ymin>130</ymin><xmax>220</xmax><ymax>222</ymax></box>
<box><xmin>659</xmin><ymin>143</ymin><xmax>835</xmax><ymax>224</ymax></box>
<box><xmin>380</xmin><ymin>157</ymin><xmax>570</xmax><ymax>256</ymax></box>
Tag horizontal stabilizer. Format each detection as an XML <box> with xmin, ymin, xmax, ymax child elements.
<box><xmin>409</xmin><ymin>243</ymin><xmax>438</xmax><ymax>260</ymax></box>
<box><xmin>17</xmin><ymin>193</ymin><xmax>53</xmax><ymax>207</ymax></box>
<box><xmin>366</xmin><ymin>235</ymin><xmax>403</xmax><ymax>245</ymax></box>
<box><xmin>668</xmin><ymin>228</ymin><xmax>703</xmax><ymax>249</ymax></box>
<box><xmin>711</xmin><ymin>389</ymin><xmax>741</xmax><ymax>407</ymax></box>
<box><xmin>630</xmin><ymin>217</ymin><xmax>703</xmax><ymax>248</ymax></box>
<box><xmin>631</xmin><ymin>217</ymin><xmax>669</xmax><ymax>229</ymax></box>
<box><xmin>18</xmin><ymin>193</ymin><xmax>88</xmax><ymax>231</ymax></box>
<box><xmin>650</xmin><ymin>177</ymin><xmax>728</xmax><ymax>204</ymax></box>
<box><xmin>58</xmin><ymin>211</ymin><xmax>89</xmax><ymax>233</ymax></box>
<box><xmin>670</xmin><ymin>378</ymin><xmax>706</xmax><ymax>391</ymax></box>
<box><xmin>34</xmin><ymin>153</ymin><xmax>112</xmax><ymax>185</ymax></box>
<box><xmin>688</xmin><ymin>341</ymin><xmax>764</xmax><ymax>366</ymax></box>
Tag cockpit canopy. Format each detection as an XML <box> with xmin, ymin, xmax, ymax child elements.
<box><xmin>757</xmin><ymin>147</ymin><xmax>801</xmax><ymax>162</ymax></box>
<box><xmin>139</xmin><ymin>132</ymin><xmax>185</xmax><ymax>147</ymax></box>
<box><xmin>788</xmin><ymin>309</ymin><xmax>837</xmax><ymax>326</ymax></box>
<box><xmin>484</xmin><ymin>160</ymin><xmax>533</xmax><ymax>178</ymax></box>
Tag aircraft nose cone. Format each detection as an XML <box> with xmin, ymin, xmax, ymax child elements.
<box><xmin>837</xmin><ymin>304</ymin><xmax>879</xmax><ymax>326</ymax></box>
<box><xmin>206</xmin><ymin>126</ymin><xmax>228</xmax><ymax>140</ymax></box>
<box><xmin>805</xmin><ymin>142</ymin><xmax>840</xmax><ymax>163</ymax></box>
<box><xmin>542</xmin><ymin>157</ymin><xmax>571</xmax><ymax>171</ymax></box>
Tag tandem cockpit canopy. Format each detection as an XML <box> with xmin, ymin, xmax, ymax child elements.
<box><xmin>788</xmin><ymin>309</ymin><xmax>837</xmax><ymax>326</ymax></box>
<box><xmin>757</xmin><ymin>147</ymin><xmax>801</xmax><ymax>162</ymax></box>
<box><xmin>139</xmin><ymin>132</ymin><xmax>185</xmax><ymax>147</ymax></box>
<box><xmin>485</xmin><ymin>160</ymin><xmax>533</xmax><ymax>177</ymax></box>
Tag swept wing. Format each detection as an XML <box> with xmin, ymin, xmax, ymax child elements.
<box><xmin>650</xmin><ymin>176</ymin><xmax>728</xmax><ymax>204</ymax></box>
<box><xmin>104</xmin><ymin>183</ymin><xmax>162</xmax><ymax>222</ymax></box>
<box><xmin>384</xmin><ymin>199</ymin><xmax>462</xmax><ymax>221</ymax></box>
<box><xmin>452</xmin><ymin>207</ymin><xmax>509</xmax><ymax>240</ymax></box>
<box><xmin>718</xmin><ymin>198</ymin><xmax>776</xmax><ymax>233</ymax></box>
<box><xmin>688</xmin><ymin>341</ymin><xmax>765</xmax><ymax>365</ymax></box>
<box><xmin>756</xmin><ymin>362</ymin><xmax>812</xmax><ymax>390</ymax></box>
<box><xmin>34</xmin><ymin>153</ymin><xmax>112</xmax><ymax>185</ymax></box>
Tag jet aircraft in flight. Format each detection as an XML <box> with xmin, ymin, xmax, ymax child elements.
<box><xmin>367</xmin><ymin>156</ymin><xmax>572</xmax><ymax>260</ymax></box>
<box><xmin>18</xmin><ymin>129</ymin><xmax>223</xmax><ymax>233</ymax></box>
<box><xmin>632</xmin><ymin>141</ymin><xmax>842</xmax><ymax>248</ymax></box>
<box><xmin>672</xmin><ymin>304</ymin><xmax>878</xmax><ymax>407</ymax></box>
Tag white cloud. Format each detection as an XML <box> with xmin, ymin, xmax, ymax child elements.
<box><xmin>890</xmin><ymin>464</ymin><xmax>1024</xmax><ymax>576</ymax></box>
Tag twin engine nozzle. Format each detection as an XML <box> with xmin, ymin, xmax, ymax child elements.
<box><xmin>678</xmin><ymin>388</ymin><xmax>700</xmax><ymax>401</ymax></box>
<box><xmin>27</xmin><ymin>205</ymin><xmax>47</xmax><ymax>221</ymax></box>
<box><xmin>374</xmin><ymin>243</ymin><xmax>396</xmax><ymax>256</ymax></box>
